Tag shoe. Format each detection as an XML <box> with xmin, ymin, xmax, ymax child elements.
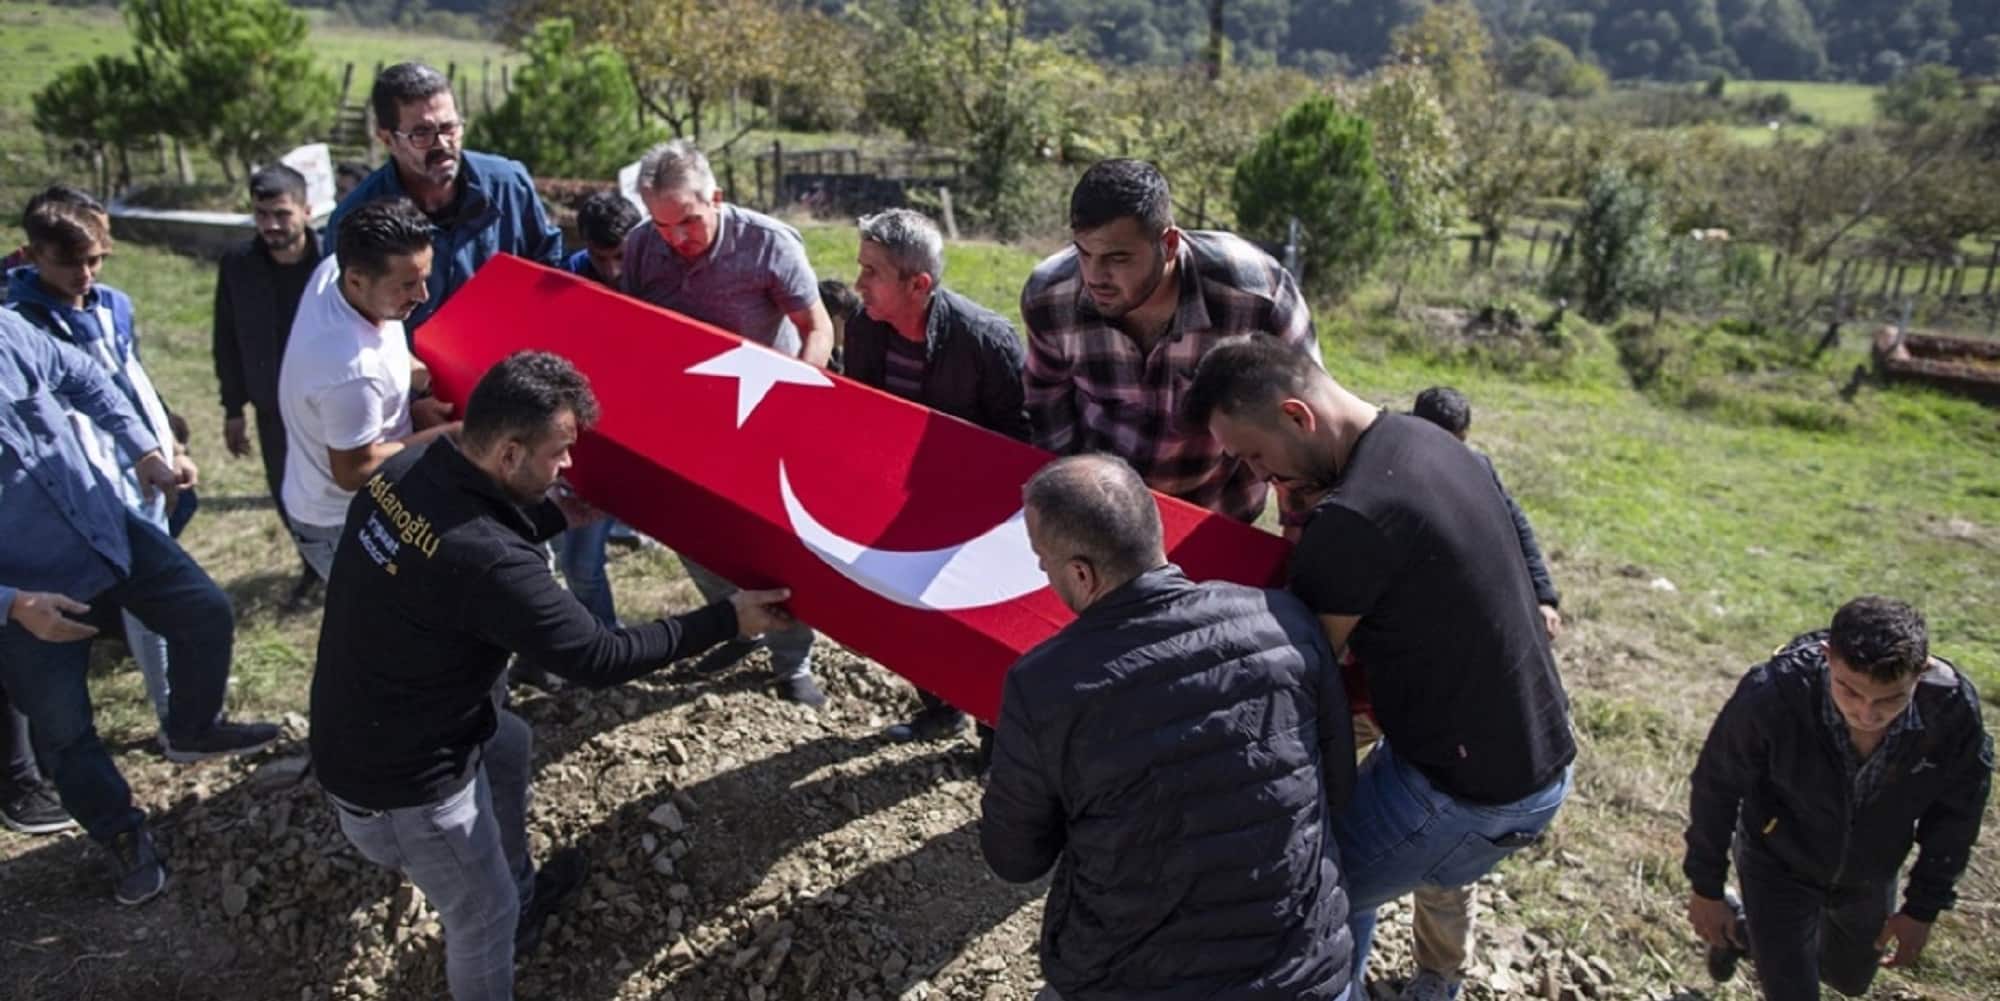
<box><xmin>508</xmin><ymin>659</ymin><xmax>567</xmax><ymax>694</ymax></box>
<box><xmin>107</xmin><ymin>826</ymin><xmax>168</xmax><ymax>906</ymax></box>
<box><xmin>1706</xmin><ymin>890</ymin><xmax>1749</xmax><ymax>983</ymax></box>
<box><xmin>1</xmin><ymin>782</ymin><xmax>78</xmax><ymax>835</ymax></box>
<box><xmin>281</xmin><ymin>571</ymin><xmax>324</xmax><ymax>613</ymax></box>
<box><xmin>1397</xmin><ymin>970</ymin><xmax>1462</xmax><ymax>1001</ymax></box>
<box><xmin>688</xmin><ymin>638</ymin><xmax>760</xmax><ymax>676</ymax></box>
<box><xmin>778</xmin><ymin>674</ymin><xmax>827</xmax><ymax>709</ymax></box>
<box><xmin>160</xmin><ymin>719</ymin><xmax>280</xmax><ymax>763</ymax></box>
<box><xmin>515</xmin><ymin>847</ymin><xmax>587</xmax><ymax>957</ymax></box>
<box><xmin>884</xmin><ymin>705</ymin><xmax>967</xmax><ymax>743</ymax></box>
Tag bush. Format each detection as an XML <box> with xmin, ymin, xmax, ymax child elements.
<box><xmin>470</xmin><ymin>19</ymin><xmax>659</xmax><ymax>179</ymax></box>
<box><xmin>1233</xmin><ymin>95</ymin><xmax>1394</xmax><ymax>300</ymax></box>
<box><xmin>1552</xmin><ymin>166</ymin><xmax>1664</xmax><ymax>324</ymax></box>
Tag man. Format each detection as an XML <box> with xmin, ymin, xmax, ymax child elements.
<box><xmin>1684</xmin><ymin>597</ymin><xmax>1990</xmax><ymax>1001</ymax></box>
<box><xmin>215</xmin><ymin>164</ymin><xmax>327</xmax><ymax>605</ymax></box>
<box><xmin>1021</xmin><ymin>158</ymin><xmax>1319</xmax><ymax>525</ymax></box>
<box><xmin>981</xmin><ymin>454</ymin><xmax>1355</xmax><ymax>1001</ymax></box>
<box><xmin>1</xmin><ymin>309</ymin><xmax>278</xmax><ymax>904</ymax></box>
<box><xmin>278</xmin><ymin>197</ymin><xmax>460</xmax><ymax>581</ymax></box>
<box><xmin>1185</xmin><ymin>338</ymin><xmax>1576</xmax><ymax>987</ymax></box>
<box><xmin>329</xmin><ymin>62</ymin><xmax>562</xmax><ymax>332</ymax></box>
<box><xmin>621</xmin><ymin>139</ymin><xmax>835</xmax><ymax>706</ymax></box>
<box><xmin>311</xmin><ymin>351</ymin><xmax>796</xmax><ymax>1001</ymax></box>
<box><xmin>1</xmin><ymin>184</ymin><xmax>101</xmax><ymax>284</ymax></box>
<box><xmin>841</xmin><ymin>207</ymin><xmax>1028</xmax><ymax>743</ymax></box>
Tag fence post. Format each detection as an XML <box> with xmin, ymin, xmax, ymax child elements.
<box><xmin>939</xmin><ymin>187</ymin><xmax>959</xmax><ymax>241</ymax></box>
<box><xmin>1525</xmin><ymin>225</ymin><xmax>1542</xmax><ymax>271</ymax></box>
<box><xmin>771</xmin><ymin>140</ymin><xmax>784</xmax><ymax>207</ymax></box>
<box><xmin>338</xmin><ymin>62</ymin><xmax>354</xmax><ymax>107</ymax></box>
<box><xmin>1983</xmin><ymin>241</ymin><xmax>2000</xmax><ymax>301</ymax></box>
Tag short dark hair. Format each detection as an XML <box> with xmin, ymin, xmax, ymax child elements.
<box><xmin>1182</xmin><ymin>336</ymin><xmax>1326</xmax><ymax>431</ymax></box>
<box><xmin>336</xmin><ymin>197</ymin><xmax>433</xmax><ymax>278</ymax></box>
<box><xmin>818</xmin><ymin>278</ymin><xmax>859</xmax><ymax>319</ymax></box>
<box><xmin>1828</xmin><ymin>596</ymin><xmax>1929</xmax><ymax>683</ymax></box>
<box><xmin>463</xmin><ymin>351</ymin><xmax>601</xmax><ymax>452</ymax></box>
<box><xmin>575</xmin><ymin>190</ymin><xmax>641</xmax><ymax>249</ymax></box>
<box><xmin>371</xmin><ymin>62</ymin><xmax>453</xmax><ymax>133</ymax></box>
<box><xmin>1024</xmin><ymin>454</ymin><xmax>1163</xmax><ymax>583</ymax></box>
<box><xmin>21</xmin><ymin>184</ymin><xmax>101</xmax><ymax>229</ymax></box>
<box><xmin>23</xmin><ymin>200</ymin><xmax>110</xmax><ymax>257</ymax></box>
<box><xmin>337</xmin><ymin>161</ymin><xmax>372</xmax><ymax>186</ymax></box>
<box><xmin>1069</xmin><ymin>158</ymin><xmax>1173</xmax><ymax>236</ymax></box>
<box><xmin>1411</xmin><ymin>386</ymin><xmax>1472</xmax><ymax>436</ymax></box>
<box><xmin>249</xmin><ymin>164</ymin><xmax>308</xmax><ymax>206</ymax></box>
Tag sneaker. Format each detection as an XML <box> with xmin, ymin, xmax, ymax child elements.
<box><xmin>107</xmin><ymin>826</ymin><xmax>168</xmax><ymax>906</ymax></box>
<box><xmin>884</xmin><ymin>705</ymin><xmax>967</xmax><ymax>743</ymax></box>
<box><xmin>778</xmin><ymin>674</ymin><xmax>828</xmax><ymax>709</ymax></box>
<box><xmin>1397</xmin><ymin>970</ymin><xmax>1462</xmax><ymax>1001</ymax></box>
<box><xmin>1</xmin><ymin>782</ymin><xmax>78</xmax><ymax>835</ymax></box>
<box><xmin>1706</xmin><ymin>890</ymin><xmax>1749</xmax><ymax>983</ymax></box>
<box><xmin>688</xmin><ymin>638</ymin><xmax>760</xmax><ymax>676</ymax></box>
<box><xmin>160</xmin><ymin>719</ymin><xmax>280</xmax><ymax>763</ymax></box>
<box><xmin>515</xmin><ymin>847</ymin><xmax>587</xmax><ymax>957</ymax></box>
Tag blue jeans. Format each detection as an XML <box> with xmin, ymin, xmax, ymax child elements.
<box><xmin>680</xmin><ymin>556</ymin><xmax>814</xmax><ymax>680</ymax></box>
<box><xmin>0</xmin><ymin>511</ymin><xmax>235</xmax><ymax>840</ymax></box>
<box><xmin>330</xmin><ymin>709</ymin><xmax>534</xmax><ymax>1001</ymax></box>
<box><xmin>1334</xmin><ymin>740</ymin><xmax>1571</xmax><ymax>982</ymax></box>
<box><xmin>555</xmin><ymin>518</ymin><xmax>617</xmax><ymax>627</ymax></box>
<box><xmin>291</xmin><ymin>519</ymin><xmax>341</xmax><ymax>583</ymax></box>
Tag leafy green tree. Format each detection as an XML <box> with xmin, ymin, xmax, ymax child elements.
<box><xmin>1352</xmin><ymin>63</ymin><xmax>1460</xmax><ymax>256</ymax></box>
<box><xmin>31</xmin><ymin>54</ymin><xmax>161</xmax><ymax>190</ymax></box>
<box><xmin>470</xmin><ymin>19</ymin><xmax>657</xmax><ymax>178</ymax></box>
<box><xmin>1107</xmin><ymin>65</ymin><xmax>1321</xmax><ymax>228</ymax></box>
<box><xmin>1502</xmin><ymin>35</ymin><xmax>1606</xmax><ymax>98</ymax></box>
<box><xmin>1875</xmin><ymin>63</ymin><xmax>1966</xmax><ymax>128</ymax></box>
<box><xmin>1554</xmin><ymin>165</ymin><xmax>1664</xmax><ymax>323</ymax></box>
<box><xmin>1233</xmin><ymin>95</ymin><xmax>1394</xmax><ymax>299</ymax></box>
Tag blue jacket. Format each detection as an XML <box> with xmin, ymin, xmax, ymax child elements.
<box><xmin>327</xmin><ymin>150</ymin><xmax>562</xmax><ymax>330</ymax></box>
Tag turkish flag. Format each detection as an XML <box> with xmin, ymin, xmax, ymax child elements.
<box><xmin>418</xmin><ymin>256</ymin><xmax>1291</xmax><ymax>722</ymax></box>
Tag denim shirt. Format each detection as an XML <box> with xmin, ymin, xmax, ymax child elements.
<box><xmin>327</xmin><ymin>150</ymin><xmax>563</xmax><ymax>331</ymax></box>
<box><xmin>0</xmin><ymin>310</ymin><xmax>160</xmax><ymax>620</ymax></box>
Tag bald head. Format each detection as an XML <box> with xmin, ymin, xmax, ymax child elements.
<box><xmin>1024</xmin><ymin>455</ymin><xmax>1166</xmax><ymax>601</ymax></box>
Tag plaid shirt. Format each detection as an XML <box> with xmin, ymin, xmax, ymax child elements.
<box><xmin>1020</xmin><ymin>230</ymin><xmax>1319</xmax><ymax>522</ymax></box>
<box><xmin>1822</xmin><ymin>668</ymin><xmax>1923</xmax><ymax>809</ymax></box>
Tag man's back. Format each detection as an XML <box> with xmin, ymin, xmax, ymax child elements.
<box><xmin>982</xmin><ymin>567</ymin><xmax>1353</xmax><ymax>1000</ymax></box>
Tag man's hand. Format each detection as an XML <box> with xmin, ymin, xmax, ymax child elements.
<box><xmin>411</xmin><ymin>396</ymin><xmax>455</xmax><ymax>430</ymax></box>
<box><xmin>7</xmin><ymin>591</ymin><xmax>99</xmax><ymax>643</ymax></box>
<box><xmin>223</xmin><ymin>416</ymin><xmax>252</xmax><ymax>457</ymax></box>
<box><xmin>172</xmin><ymin>451</ymin><xmax>200</xmax><ymax>490</ymax></box>
<box><xmin>730</xmin><ymin>588</ymin><xmax>795</xmax><ymax>639</ymax></box>
<box><xmin>1687</xmin><ymin>893</ymin><xmax>1742</xmax><ymax>951</ymax></box>
<box><xmin>1539</xmin><ymin>603</ymin><xmax>1563</xmax><ymax>641</ymax></box>
<box><xmin>134</xmin><ymin>449</ymin><xmax>179</xmax><ymax>507</ymax></box>
<box><xmin>1876</xmin><ymin>913</ymin><xmax>1931</xmax><ymax>968</ymax></box>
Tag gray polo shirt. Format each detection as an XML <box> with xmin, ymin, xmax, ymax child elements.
<box><xmin>620</xmin><ymin>203</ymin><xmax>819</xmax><ymax>356</ymax></box>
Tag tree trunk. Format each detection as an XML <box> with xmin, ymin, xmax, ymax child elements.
<box><xmin>1206</xmin><ymin>0</ymin><xmax>1225</xmax><ymax>82</ymax></box>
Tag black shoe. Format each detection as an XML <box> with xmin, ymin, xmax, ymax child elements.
<box><xmin>688</xmin><ymin>638</ymin><xmax>760</xmax><ymax>676</ymax></box>
<box><xmin>1</xmin><ymin>782</ymin><xmax>78</xmax><ymax>835</ymax></box>
<box><xmin>508</xmin><ymin>659</ymin><xmax>567</xmax><ymax>694</ymax></box>
<box><xmin>1706</xmin><ymin>890</ymin><xmax>1749</xmax><ymax>983</ymax></box>
<box><xmin>884</xmin><ymin>705</ymin><xmax>967</xmax><ymax>743</ymax></box>
<box><xmin>107</xmin><ymin>826</ymin><xmax>168</xmax><ymax>906</ymax></box>
<box><xmin>515</xmin><ymin>847</ymin><xmax>587</xmax><ymax>957</ymax></box>
<box><xmin>160</xmin><ymin>719</ymin><xmax>281</xmax><ymax>763</ymax></box>
<box><xmin>778</xmin><ymin>674</ymin><xmax>828</xmax><ymax>709</ymax></box>
<box><xmin>281</xmin><ymin>571</ymin><xmax>324</xmax><ymax>613</ymax></box>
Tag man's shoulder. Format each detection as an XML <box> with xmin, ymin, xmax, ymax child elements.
<box><xmin>1915</xmin><ymin>655</ymin><xmax>1988</xmax><ymax>740</ymax></box>
<box><xmin>725</xmin><ymin>204</ymin><xmax>805</xmax><ymax>250</ymax></box>
<box><xmin>1023</xmin><ymin>246</ymin><xmax>1080</xmax><ymax>297</ymax></box>
<box><xmin>938</xmin><ymin>288</ymin><xmax>1019</xmax><ymax>340</ymax></box>
<box><xmin>1183</xmin><ymin>229</ymin><xmax>1286</xmax><ymax>296</ymax></box>
<box><xmin>461</xmin><ymin>150</ymin><xmax>538</xmax><ymax>192</ymax></box>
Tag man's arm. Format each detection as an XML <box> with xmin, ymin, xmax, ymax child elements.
<box><xmin>978</xmin><ymin>320</ymin><xmax>1033</xmax><ymax>443</ymax></box>
<box><xmin>315</xmin><ymin>375</ymin><xmax>458</xmax><ymax>492</ymax></box>
<box><xmin>42</xmin><ymin>332</ymin><xmax>160</xmax><ymax>463</ymax></box>
<box><xmin>979</xmin><ymin>673</ymin><xmax>1065</xmax><ymax>882</ymax></box>
<box><xmin>1682</xmin><ymin>675</ymin><xmax>1766</xmax><ymax>948</ymax></box>
<box><xmin>327</xmin><ymin>423</ymin><xmax>458</xmax><ymax>493</ymax></box>
<box><xmin>1900</xmin><ymin>724</ymin><xmax>1993</xmax><ymax>924</ymax></box>
<box><xmin>211</xmin><ymin>266</ymin><xmax>250</xmax><ymax>429</ymax></box>
<box><xmin>1021</xmin><ymin>321</ymin><xmax>1077</xmax><ymax>454</ymax></box>
<box><xmin>787</xmin><ymin>299</ymin><xmax>834</xmax><ymax>369</ymax></box>
<box><xmin>522</xmin><ymin>186</ymin><xmax>564</xmax><ymax>268</ymax></box>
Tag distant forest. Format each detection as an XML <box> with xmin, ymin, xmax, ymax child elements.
<box><xmin>318</xmin><ymin>0</ymin><xmax>2000</xmax><ymax>82</ymax></box>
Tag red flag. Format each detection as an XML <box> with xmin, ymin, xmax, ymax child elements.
<box><xmin>418</xmin><ymin>256</ymin><xmax>1290</xmax><ymax>722</ymax></box>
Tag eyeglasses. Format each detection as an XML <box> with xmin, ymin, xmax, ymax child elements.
<box><xmin>391</xmin><ymin>120</ymin><xmax>463</xmax><ymax>149</ymax></box>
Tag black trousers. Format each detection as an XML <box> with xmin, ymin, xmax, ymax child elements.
<box><xmin>253</xmin><ymin>409</ymin><xmax>316</xmax><ymax>578</ymax></box>
<box><xmin>0</xmin><ymin>685</ymin><xmax>39</xmax><ymax>790</ymax></box>
<box><xmin>1736</xmin><ymin>841</ymin><xmax>1894</xmax><ymax>1000</ymax></box>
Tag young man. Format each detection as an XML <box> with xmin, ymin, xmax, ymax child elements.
<box><xmin>311</xmin><ymin>351</ymin><xmax>797</xmax><ymax>1001</ymax></box>
<box><xmin>1</xmin><ymin>185</ymin><xmax>101</xmax><ymax>284</ymax></box>
<box><xmin>1684</xmin><ymin>597</ymin><xmax>1991</xmax><ymax>1001</ymax></box>
<box><xmin>278</xmin><ymin>197</ymin><xmax>460</xmax><ymax>581</ymax></box>
<box><xmin>842</xmin><ymin>207</ymin><xmax>1028</xmax><ymax>745</ymax></box>
<box><xmin>1021</xmin><ymin>158</ymin><xmax>1319</xmax><ymax>524</ymax></box>
<box><xmin>621</xmin><ymin>139</ymin><xmax>835</xmax><ymax>707</ymax></box>
<box><xmin>1186</xmin><ymin>338</ymin><xmax>1575</xmax><ymax>987</ymax></box>
<box><xmin>214</xmin><ymin>165</ymin><xmax>327</xmax><ymax>605</ymax></box>
<box><xmin>2</xmin><ymin>309</ymin><xmax>278</xmax><ymax>904</ymax></box>
<box><xmin>7</xmin><ymin>194</ymin><xmax>193</xmax><ymax>731</ymax></box>
<box><xmin>982</xmin><ymin>454</ymin><xmax>1355</xmax><ymax>1001</ymax></box>
<box><xmin>329</xmin><ymin>62</ymin><xmax>562</xmax><ymax>332</ymax></box>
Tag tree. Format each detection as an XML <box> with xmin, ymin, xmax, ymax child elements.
<box><xmin>1455</xmin><ymin>91</ymin><xmax>1554</xmax><ymax>254</ymax></box>
<box><xmin>31</xmin><ymin>54</ymin><xmax>161</xmax><ymax>191</ymax></box>
<box><xmin>1351</xmin><ymin>63</ymin><xmax>1460</xmax><ymax>257</ymax></box>
<box><xmin>1554</xmin><ymin>166</ymin><xmax>1664</xmax><ymax>323</ymax></box>
<box><xmin>1233</xmin><ymin>95</ymin><xmax>1395</xmax><ymax>299</ymax></box>
<box><xmin>470</xmin><ymin>19</ymin><xmax>656</xmax><ymax>178</ymax></box>
<box><xmin>1875</xmin><ymin>63</ymin><xmax>1966</xmax><ymax>128</ymax></box>
<box><xmin>1387</xmin><ymin>1</ymin><xmax>1492</xmax><ymax>109</ymax></box>
<box><xmin>1502</xmin><ymin>35</ymin><xmax>1606</xmax><ymax>98</ymax></box>
<box><xmin>1108</xmin><ymin>65</ymin><xmax>1321</xmax><ymax>228</ymax></box>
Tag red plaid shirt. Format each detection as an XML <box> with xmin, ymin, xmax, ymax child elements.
<box><xmin>1020</xmin><ymin>230</ymin><xmax>1320</xmax><ymax>523</ymax></box>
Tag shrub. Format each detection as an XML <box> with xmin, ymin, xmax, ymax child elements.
<box><xmin>470</xmin><ymin>19</ymin><xmax>659</xmax><ymax>179</ymax></box>
<box><xmin>1233</xmin><ymin>95</ymin><xmax>1394</xmax><ymax>300</ymax></box>
<box><xmin>1552</xmin><ymin>166</ymin><xmax>1665</xmax><ymax>324</ymax></box>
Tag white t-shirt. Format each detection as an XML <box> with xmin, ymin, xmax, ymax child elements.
<box><xmin>278</xmin><ymin>255</ymin><xmax>413</xmax><ymax>528</ymax></box>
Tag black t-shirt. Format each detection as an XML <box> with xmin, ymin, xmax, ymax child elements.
<box><xmin>1289</xmin><ymin>413</ymin><xmax>1574</xmax><ymax>804</ymax></box>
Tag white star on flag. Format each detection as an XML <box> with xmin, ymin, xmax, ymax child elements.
<box><xmin>685</xmin><ymin>343</ymin><xmax>833</xmax><ymax>427</ymax></box>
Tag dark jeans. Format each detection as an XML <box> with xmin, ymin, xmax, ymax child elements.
<box><xmin>1735</xmin><ymin>842</ymin><xmax>1893</xmax><ymax>1000</ymax></box>
<box><xmin>254</xmin><ymin>409</ymin><xmax>293</xmax><ymax>532</ymax></box>
<box><xmin>0</xmin><ymin>684</ymin><xmax>41</xmax><ymax>790</ymax></box>
<box><xmin>0</xmin><ymin>511</ymin><xmax>236</xmax><ymax>840</ymax></box>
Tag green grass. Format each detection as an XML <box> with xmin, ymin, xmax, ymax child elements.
<box><xmin>796</xmin><ymin>221</ymin><xmax>1043</xmax><ymax>321</ymax></box>
<box><xmin>1732</xmin><ymin>80</ymin><xmax>1882</xmax><ymax>128</ymax></box>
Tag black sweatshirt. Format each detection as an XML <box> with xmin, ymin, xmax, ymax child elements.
<box><xmin>213</xmin><ymin>231</ymin><xmax>322</xmax><ymax>418</ymax></box>
<box><xmin>309</xmin><ymin>438</ymin><xmax>737</xmax><ymax>810</ymax></box>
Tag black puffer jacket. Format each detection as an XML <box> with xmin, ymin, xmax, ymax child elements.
<box><xmin>1684</xmin><ymin>631</ymin><xmax>1992</xmax><ymax>921</ymax></box>
<box><xmin>980</xmin><ymin>566</ymin><xmax>1354</xmax><ymax>1000</ymax></box>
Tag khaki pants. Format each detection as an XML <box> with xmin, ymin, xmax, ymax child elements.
<box><xmin>1351</xmin><ymin>715</ymin><xmax>1474</xmax><ymax>978</ymax></box>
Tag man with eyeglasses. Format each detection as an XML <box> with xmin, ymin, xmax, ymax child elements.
<box><xmin>329</xmin><ymin>62</ymin><xmax>562</xmax><ymax>333</ymax></box>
